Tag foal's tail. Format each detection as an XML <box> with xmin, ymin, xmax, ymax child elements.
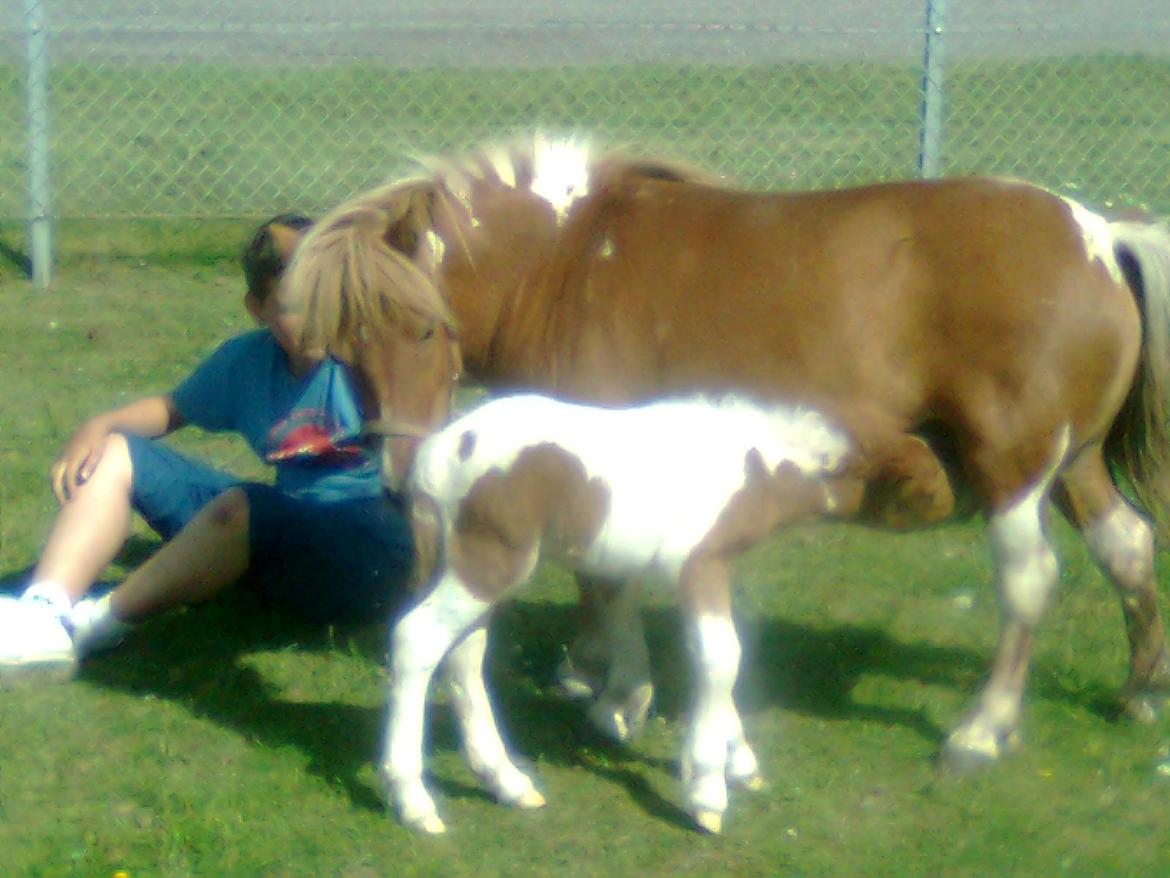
<box><xmin>1107</xmin><ymin>219</ymin><xmax>1170</xmax><ymax>534</ymax></box>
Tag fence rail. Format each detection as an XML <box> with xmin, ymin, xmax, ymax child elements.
<box><xmin>3</xmin><ymin>1</ymin><xmax>1169</xmax><ymax>286</ymax></box>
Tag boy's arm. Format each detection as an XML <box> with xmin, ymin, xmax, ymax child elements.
<box><xmin>51</xmin><ymin>394</ymin><xmax>186</xmax><ymax>502</ymax></box>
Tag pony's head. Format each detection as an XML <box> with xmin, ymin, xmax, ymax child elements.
<box><xmin>280</xmin><ymin>202</ymin><xmax>461</xmax><ymax>492</ymax></box>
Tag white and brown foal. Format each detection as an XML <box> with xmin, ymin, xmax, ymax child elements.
<box><xmin>381</xmin><ymin>393</ymin><xmax>857</xmax><ymax>834</ymax></box>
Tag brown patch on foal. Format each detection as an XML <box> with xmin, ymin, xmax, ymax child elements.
<box><xmin>409</xmin><ymin>492</ymin><xmax>443</xmax><ymax>591</ymax></box>
<box><xmin>449</xmin><ymin>443</ymin><xmax>611</xmax><ymax>600</ymax></box>
<box><xmin>682</xmin><ymin>450</ymin><xmax>837</xmax><ymax>615</ymax></box>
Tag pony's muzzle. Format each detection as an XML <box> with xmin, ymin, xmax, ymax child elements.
<box><xmin>380</xmin><ymin>434</ymin><xmax>421</xmax><ymax>494</ymax></box>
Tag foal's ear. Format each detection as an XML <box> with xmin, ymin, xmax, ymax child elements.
<box><xmin>269</xmin><ymin>222</ymin><xmax>306</xmax><ymax>265</ymax></box>
<box><xmin>743</xmin><ymin>447</ymin><xmax>768</xmax><ymax>482</ymax></box>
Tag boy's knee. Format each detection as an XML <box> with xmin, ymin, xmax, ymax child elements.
<box><xmin>205</xmin><ymin>487</ymin><xmax>251</xmax><ymax>532</ymax></box>
<box><xmin>95</xmin><ymin>432</ymin><xmax>135</xmax><ymax>484</ymax></box>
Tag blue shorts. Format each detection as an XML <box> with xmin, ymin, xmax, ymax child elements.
<box><xmin>125</xmin><ymin>435</ymin><xmax>414</xmax><ymax>624</ymax></box>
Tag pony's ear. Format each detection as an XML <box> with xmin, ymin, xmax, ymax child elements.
<box><xmin>269</xmin><ymin>222</ymin><xmax>306</xmax><ymax>265</ymax></box>
<box><xmin>383</xmin><ymin>189</ymin><xmax>437</xmax><ymax>256</ymax></box>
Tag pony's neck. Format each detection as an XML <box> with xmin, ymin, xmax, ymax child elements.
<box><xmin>435</xmin><ymin>197</ymin><xmax>563</xmax><ymax>386</ymax></box>
<box><xmin>448</xmin><ymin>266</ymin><xmax>559</xmax><ymax>387</ymax></box>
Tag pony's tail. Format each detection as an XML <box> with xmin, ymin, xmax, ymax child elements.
<box><xmin>1106</xmin><ymin>219</ymin><xmax>1170</xmax><ymax>536</ymax></box>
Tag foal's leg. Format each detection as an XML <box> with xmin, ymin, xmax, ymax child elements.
<box><xmin>1054</xmin><ymin>449</ymin><xmax>1170</xmax><ymax>722</ymax></box>
<box><xmin>380</xmin><ymin>570</ymin><xmax>491</xmax><ymax>834</ymax></box>
<box><xmin>445</xmin><ymin>622</ymin><xmax>546</xmax><ymax>809</ymax></box>
<box><xmin>944</xmin><ymin>453</ymin><xmax>1064</xmax><ymax>769</ymax></box>
<box><xmin>679</xmin><ymin>557</ymin><xmax>759</xmax><ymax>834</ymax></box>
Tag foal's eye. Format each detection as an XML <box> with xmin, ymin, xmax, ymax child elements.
<box><xmin>419</xmin><ymin>327</ymin><xmax>436</xmax><ymax>342</ymax></box>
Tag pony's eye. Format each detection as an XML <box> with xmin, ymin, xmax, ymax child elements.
<box><xmin>419</xmin><ymin>327</ymin><xmax>436</xmax><ymax>342</ymax></box>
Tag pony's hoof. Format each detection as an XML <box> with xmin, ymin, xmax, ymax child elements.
<box><xmin>556</xmin><ymin>655</ymin><xmax>603</xmax><ymax>707</ymax></box>
<box><xmin>588</xmin><ymin>704</ymin><xmax>631</xmax><ymax>741</ymax></box>
<box><xmin>621</xmin><ymin>683</ymin><xmax>654</xmax><ymax>739</ymax></box>
<box><xmin>556</xmin><ymin>657</ymin><xmax>599</xmax><ymax>701</ymax></box>
<box><xmin>735</xmin><ymin>773</ymin><xmax>765</xmax><ymax>792</ymax></box>
<box><xmin>693</xmin><ymin>810</ymin><xmax>724</xmax><ymax>834</ymax></box>
<box><xmin>940</xmin><ymin>729</ymin><xmax>1016</xmax><ymax>773</ymax></box>
<box><xmin>1121</xmin><ymin>691</ymin><xmax>1169</xmax><ymax>725</ymax></box>
<box><xmin>405</xmin><ymin>812</ymin><xmax>447</xmax><ymax>835</ymax></box>
<box><xmin>588</xmin><ymin>683</ymin><xmax>654</xmax><ymax>742</ymax></box>
<box><xmin>514</xmin><ymin>788</ymin><xmax>547</xmax><ymax>810</ymax></box>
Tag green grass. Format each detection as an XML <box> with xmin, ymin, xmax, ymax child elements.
<box><xmin>3</xmin><ymin>51</ymin><xmax>1170</xmax><ymax>875</ymax></box>
<box><xmin>2</xmin><ymin>55</ymin><xmax>1169</xmax><ymax>227</ymax></box>
<box><xmin>2</xmin><ymin>234</ymin><xmax>1170</xmax><ymax>876</ymax></box>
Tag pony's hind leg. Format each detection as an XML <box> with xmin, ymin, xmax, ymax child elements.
<box><xmin>444</xmin><ymin>622</ymin><xmax>546</xmax><ymax>809</ymax></box>
<box><xmin>1055</xmin><ymin>449</ymin><xmax>1170</xmax><ymax>722</ymax></box>
<box><xmin>380</xmin><ymin>570</ymin><xmax>491</xmax><ymax>834</ymax></box>
<box><xmin>944</xmin><ymin>440</ymin><xmax>1065</xmax><ymax>769</ymax></box>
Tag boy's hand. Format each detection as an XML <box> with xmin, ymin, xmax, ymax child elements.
<box><xmin>51</xmin><ymin>423</ymin><xmax>111</xmax><ymax>503</ymax></box>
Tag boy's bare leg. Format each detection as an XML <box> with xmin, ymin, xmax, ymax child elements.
<box><xmin>109</xmin><ymin>487</ymin><xmax>251</xmax><ymax>623</ymax></box>
<box><xmin>29</xmin><ymin>433</ymin><xmax>137</xmax><ymax>602</ymax></box>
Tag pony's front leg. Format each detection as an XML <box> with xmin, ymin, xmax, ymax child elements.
<box><xmin>679</xmin><ymin>558</ymin><xmax>758</xmax><ymax>834</ymax></box>
<box><xmin>586</xmin><ymin>582</ymin><xmax>654</xmax><ymax>742</ymax></box>
<box><xmin>944</xmin><ymin>482</ymin><xmax>1060</xmax><ymax>769</ymax></box>
<box><xmin>561</xmin><ymin>575</ymin><xmax>654</xmax><ymax>740</ymax></box>
<box><xmin>445</xmin><ymin>622</ymin><xmax>545</xmax><ymax>810</ymax></box>
<box><xmin>380</xmin><ymin>571</ymin><xmax>490</xmax><ymax>834</ymax></box>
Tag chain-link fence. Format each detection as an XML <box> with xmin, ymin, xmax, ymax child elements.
<box><xmin>2</xmin><ymin>1</ymin><xmax>1169</xmax><ymax>281</ymax></box>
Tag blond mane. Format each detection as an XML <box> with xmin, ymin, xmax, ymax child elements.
<box><xmin>284</xmin><ymin>195</ymin><xmax>455</xmax><ymax>361</ymax></box>
<box><xmin>283</xmin><ymin>133</ymin><xmax>725</xmax><ymax>361</ymax></box>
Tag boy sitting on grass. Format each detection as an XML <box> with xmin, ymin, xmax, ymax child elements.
<box><xmin>0</xmin><ymin>213</ymin><xmax>413</xmax><ymax>681</ymax></box>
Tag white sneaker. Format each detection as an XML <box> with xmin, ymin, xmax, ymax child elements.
<box><xmin>0</xmin><ymin>594</ymin><xmax>78</xmax><ymax>685</ymax></box>
<box><xmin>68</xmin><ymin>594</ymin><xmax>128</xmax><ymax>655</ymax></box>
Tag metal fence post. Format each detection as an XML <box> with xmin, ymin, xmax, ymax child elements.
<box><xmin>918</xmin><ymin>0</ymin><xmax>947</xmax><ymax>179</ymax></box>
<box><xmin>24</xmin><ymin>0</ymin><xmax>53</xmax><ymax>288</ymax></box>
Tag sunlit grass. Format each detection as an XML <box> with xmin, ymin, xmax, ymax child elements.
<box><xmin>2</xmin><ymin>239</ymin><xmax>1170</xmax><ymax>876</ymax></box>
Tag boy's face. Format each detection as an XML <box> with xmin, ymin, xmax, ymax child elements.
<box><xmin>246</xmin><ymin>288</ymin><xmax>315</xmax><ymax>364</ymax></box>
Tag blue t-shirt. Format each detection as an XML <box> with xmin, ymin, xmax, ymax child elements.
<box><xmin>172</xmin><ymin>330</ymin><xmax>383</xmax><ymax>502</ymax></box>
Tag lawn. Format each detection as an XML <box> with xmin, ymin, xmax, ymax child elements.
<box><xmin>2</xmin><ymin>50</ymin><xmax>1170</xmax><ymax>878</ymax></box>
<box><xmin>1</xmin><ymin>227</ymin><xmax>1170</xmax><ymax>877</ymax></box>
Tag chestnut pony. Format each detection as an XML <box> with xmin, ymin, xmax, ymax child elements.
<box><xmin>281</xmin><ymin>134</ymin><xmax>1170</xmax><ymax>769</ymax></box>
<box><xmin>278</xmin><ymin>207</ymin><xmax>462</xmax><ymax>493</ymax></box>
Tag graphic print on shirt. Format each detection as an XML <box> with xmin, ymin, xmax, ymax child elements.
<box><xmin>265</xmin><ymin>406</ymin><xmax>365</xmax><ymax>465</ymax></box>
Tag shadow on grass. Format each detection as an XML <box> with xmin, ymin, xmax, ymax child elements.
<box><xmin>79</xmin><ymin>592</ymin><xmax>393</xmax><ymax>812</ymax></box>
<box><xmin>0</xmin><ymin>233</ymin><xmax>32</xmax><ymax>278</ymax></box>
<box><xmin>0</xmin><ymin>560</ymin><xmax>1123</xmax><ymax>825</ymax></box>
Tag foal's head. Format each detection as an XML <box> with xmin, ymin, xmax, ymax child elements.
<box><xmin>280</xmin><ymin>204</ymin><xmax>461</xmax><ymax>492</ymax></box>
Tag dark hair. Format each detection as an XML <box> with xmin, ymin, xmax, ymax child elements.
<box><xmin>241</xmin><ymin>212</ymin><xmax>314</xmax><ymax>301</ymax></box>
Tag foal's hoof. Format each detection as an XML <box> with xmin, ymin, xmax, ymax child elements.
<box><xmin>1121</xmin><ymin>691</ymin><xmax>1170</xmax><ymax>725</ymax></box>
<box><xmin>692</xmin><ymin>809</ymin><xmax>724</xmax><ymax>835</ymax></box>
<box><xmin>405</xmin><ymin>812</ymin><xmax>448</xmax><ymax>835</ymax></box>
<box><xmin>734</xmin><ymin>773</ymin><xmax>766</xmax><ymax>792</ymax></box>
<box><xmin>511</xmin><ymin>788</ymin><xmax>547</xmax><ymax>810</ymax></box>
<box><xmin>939</xmin><ymin>728</ymin><xmax>1018</xmax><ymax>774</ymax></box>
<box><xmin>939</xmin><ymin>743</ymin><xmax>999</xmax><ymax>775</ymax></box>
